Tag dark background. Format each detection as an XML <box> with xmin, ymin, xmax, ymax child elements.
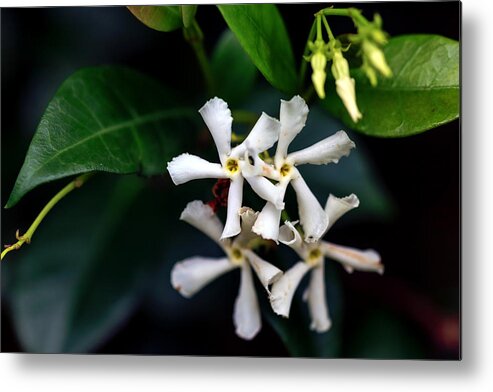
<box><xmin>1</xmin><ymin>2</ymin><xmax>460</xmax><ymax>358</ymax></box>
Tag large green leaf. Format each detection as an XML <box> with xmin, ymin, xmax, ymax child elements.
<box><xmin>127</xmin><ymin>5</ymin><xmax>184</xmax><ymax>32</ymax></box>
<box><xmin>323</xmin><ymin>34</ymin><xmax>459</xmax><ymax>137</ymax></box>
<box><xmin>6</xmin><ymin>66</ymin><xmax>196</xmax><ymax>208</ymax></box>
<box><xmin>217</xmin><ymin>4</ymin><xmax>297</xmax><ymax>94</ymax></box>
<box><xmin>211</xmin><ymin>29</ymin><xmax>257</xmax><ymax>106</ymax></box>
<box><xmin>1</xmin><ymin>175</ymin><xmax>170</xmax><ymax>352</ymax></box>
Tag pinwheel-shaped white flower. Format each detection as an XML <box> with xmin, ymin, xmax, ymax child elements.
<box><xmin>269</xmin><ymin>194</ymin><xmax>383</xmax><ymax>333</ymax></box>
<box><xmin>253</xmin><ymin>95</ymin><xmax>356</xmax><ymax>243</ymax></box>
<box><xmin>171</xmin><ymin>200</ymin><xmax>283</xmax><ymax>340</ymax></box>
<box><xmin>167</xmin><ymin>97</ymin><xmax>283</xmax><ymax>239</ymax></box>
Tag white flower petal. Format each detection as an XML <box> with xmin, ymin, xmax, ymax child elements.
<box><xmin>171</xmin><ymin>256</ymin><xmax>236</xmax><ymax>298</ymax></box>
<box><xmin>335</xmin><ymin>77</ymin><xmax>362</xmax><ymax>123</ymax></box>
<box><xmin>275</xmin><ymin>95</ymin><xmax>309</xmax><ymax>167</ymax></box>
<box><xmin>321</xmin><ymin>241</ymin><xmax>384</xmax><ymax>274</ymax></box>
<box><xmin>239</xmin><ymin>207</ymin><xmax>258</xmax><ymax>233</ymax></box>
<box><xmin>180</xmin><ymin>200</ymin><xmax>224</xmax><ymax>246</ymax></box>
<box><xmin>198</xmin><ymin>97</ymin><xmax>232</xmax><ymax>165</ymax></box>
<box><xmin>233</xmin><ymin>262</ymin><xmax>261</xmax><ymax>340</ymax></box>
<box><xmin>231</xmin><ymin>112</ymin><xmax>281</xmax><ymax>157</ymax></box>
<box><xmin>234</xmin><ymin>207</ymin><xmax>258</xmax><ymax>246</ymax></box>
<box><xmin>290</xmin><ymin>171</ymin><xmax>328</xmax><ymax>243</ymax></box>
<box><xmin>252</xmin><ymin>202</ymin><xmax>282</xmax><ymax>243</ymax></box>
<box><xmin>278</xmin><ymin>221</ymin><xmax>304</xmax><ymax>258</ymax></box>
<box><xmin>243</xmin><ymin>175</ymin><xmax>285</xmax><ymax>210</ymax></box>
<box><xmin>221</xmin><ymin>176</ymin><xmax>244</xmax><ymax>239</ymax></box>
<box><xmin>287</xmin><ymin>130</ymin><xmax>355</xmax><ymax>166</ymax></box>
<box><xmin>251</xmin><ymin>181</ymin><xmax>288</xmax><ymax>242</ymax></box>
<box><xmin>167</xmin><ymin>153</ymin><xmax>227</xmax><ymax>185</ymax></box>
<box><xmin>243</xmin><ymin>249</ymin><xmax>283</xmax><ymax>292</ymax></box>
<box><xmin>305</xmin><ymin>263</ymin><xmax>332</xmax><ymax>333</ymax></box>
<box><xmin>270</xmin><ymin>261</ymin><xmax>311</xmax><ymax>317</ymax></box>
<box><xmin>324</xmin><ymin>193</ymin><xmax>360</xmax><ymax>232</ymax></box>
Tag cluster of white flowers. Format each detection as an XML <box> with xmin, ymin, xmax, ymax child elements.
<box><xmin>167</xmin><ymin>96</ymin><xmax>383</xmax><ymax>340</ymax></box>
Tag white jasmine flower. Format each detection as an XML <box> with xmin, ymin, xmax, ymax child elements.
<box><xmin>171</xmin><ymin>201</ymin><xmax>283</xmax><ymax>340</ymax></box>
<box><xmin>270</xmin><ymin>194</ymin><xmax>383</xmax><ymax>333</ymax></box>
<box><xmin>167</xmin><ymin>97</ymin><xmax>282</xmax><ymax>239</ymax></box>
<box><xmin>253</xmin><ymin>96</ymin><xmax>356</xmax><ymax>243</ymax></box>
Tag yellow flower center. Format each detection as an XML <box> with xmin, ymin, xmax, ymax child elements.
<box><xmin>230</xmin><ymin>247</ymin><xmax>244</xmax><ymax>265</ymax></box>
<box><xmin>280</xmin><ymin>163</ymin><xmax>292</xmax><ymax>178</ymax></box>
<box><xmin>225</xmin><ymin>158</ymin><xmax>239</xmax><ymax>176</ymax></box>
<box><xmin>307</xmin><ymin>248</ymin><xmax>323</xmax><ymax>266</ymax></box>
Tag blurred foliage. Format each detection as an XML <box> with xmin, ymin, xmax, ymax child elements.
<box><xmin>211</xmin><ymin>29</ymin><xmax>258</xmax><ymax>107</ymax></box>
<box><xmin>127</xmin><ymin>5</ymin><xmax>197</xmax><ymax>32</ymax></box>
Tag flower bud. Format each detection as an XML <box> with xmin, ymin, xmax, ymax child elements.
<box><xmin>310</xmin><ymin>52</ymin><xmax>327</xmax><ymax>99</ymax></box>
<box><xmin>335</xmin><ymin>77</ymin><xmax>362</xmax><ymax>123</ymax></box>
<box><xmin>362</xmin><ymin>61</ymin><xmax>378</xmax><ymax>87</ymax></box>
<box><xmin>330</xmin><ymin>51</ymin><xmax>350</xmax><ymax>81</ymax></box>
<box><xmin>362</xmin><ymin>40</ymin><xmax>392</xmax><ymax>78</ymax></box>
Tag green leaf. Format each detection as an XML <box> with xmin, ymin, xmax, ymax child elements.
<box><xmin>323</xmin><ymin>34</ymin><xmax>459</xmax><ymax>137</ymax></box>
<box><xmin>1</xmin><ymin>175</ymin><xmax>172</xmax><ymax>352</ymax></box>
<box><xmin>6</xmin><ymin>66</ymin><xmax>196</xmax><ymax>208</ymax></box>
<box><xmin>211</xmin><ymin>29</ymin><xmax>257</xmax><ymax>106</ymax></box>
<box><xmin>217</xmin><ymin>4</ymin><xmax>297</xmax><ymax>94</ymax></box>
<box><xmin>127</xmin><ymin>5</ymin><xmax>183</xmax><ymax>32</ymax></box>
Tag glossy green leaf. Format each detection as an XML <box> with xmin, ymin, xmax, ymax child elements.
<box><xmin>127</xmin><ymin>5</ymin><xmax>183</xmax><ymax>32</ymax></box>
<box><xmin>217</xmin><ymin>4</ymin><xmax>297</xmax><ymax>94</ymax></box>
<box><xmin>323</xmin><ymin>35</ymin><xmax>459</xmax><ymax>137</ymax></box>
<box><xmin>6</xmin><ymin>66</ymin><xmax>196</xmax><ymax>208</ymax></box>
<box><xmin>1</xmin><ymin>175</ymin><xmax>172</xmax><ymax>352</ymax></box>
<box><xmin>211</xmin><ymin>29</ymin><xmax>257</xmax><ymax>106</ymax></box>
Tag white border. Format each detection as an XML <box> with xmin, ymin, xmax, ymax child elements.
<box><xmin>2</xmin><ymin>0</ymin><xmax>492</xmax><ymax>391</ymax></box>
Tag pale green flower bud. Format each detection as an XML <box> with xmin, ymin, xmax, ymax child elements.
<box><xmin>362</xmin><ymin>61</ymin><xmax>378</xmax><ymax>87</ymax></box>
<box><xmin>363</xmin><ymin>40</ymin><xmax>392</xmax><ymax>78</ymax></box>
<box><xmin>331</xmin><ymin>51</ymin><xmax>350</xmax><ymax>81</ymax></box>
<box><xmin>335</xmin><ymin>77</ymin><xmax>362</xmax><ymax>123</ymax></box>
<box><xmin>310</xmin><ymin>52</ymin><xmax>327</xmax><ymax>99</ymax></box>
<box><xmin>330</xmin><ymin>50</ymin><xmax>362</xmax><ymax>122</ymax></box>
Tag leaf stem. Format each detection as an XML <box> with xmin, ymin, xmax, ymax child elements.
<box><xmin>184</xmin><ymin>20</ymin><xmax>215</xmax><ymax>95</ymax></box>
<box><xmin>321</xmin><ymin>15</ymin><xmax>335</xmax><ymax>41</ymax></box>
<box><xmin>316</xmin><ymin>7</ymin><xmax>369</xmax><ymax>27</ymax></box>
<box><xmin>299</xmin><ymin>19</ymin><xmax>317</xmax><ymax>89</ymax></box>
<box><xmin>1</xmin><ymin>173</ymin><xmax>93</xmax><ymax>261</ymax></box>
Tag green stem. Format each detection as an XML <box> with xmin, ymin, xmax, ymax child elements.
<box><xmin>317</xmin><ymin>7</ymin><xmax>369</xmax><ymax>27</ymax></box>
<box><xmin>1</xmin><ymin>173</ymin><xmax>93</xmax><ymax>261</ymax></box>
<box><xmin>299</xmin><ymin>19</ymin><xmax>317</xmax><ymax>88</ymax></box>
<box><xmin>321</xmin><ymin>15</ymin><xmax>335</xmax><ymax>41</ymax></box>
<box><xmin>316</xmin><ymin>14</ymin><xmax>323</xmax><ymax>41</ymax></box>
<box><xmin>184</xmin><ymin>20</ymin><xmax>215</xmax><ymax>94</ymax></box>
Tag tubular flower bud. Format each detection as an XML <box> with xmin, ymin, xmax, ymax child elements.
<box><xmin>331</xmin><ymin>51</ymin><xmax>362</xmax><ymax>123</ymax></box>
<box><xmin>310</xmin><ymin>52</ymin><xmax>327</xmax><ymax>99</ymax></box>
<box><xmin>362</xmin><ymin>40</ymin><xmax>392</xmax><ymax>78</ymax></box>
